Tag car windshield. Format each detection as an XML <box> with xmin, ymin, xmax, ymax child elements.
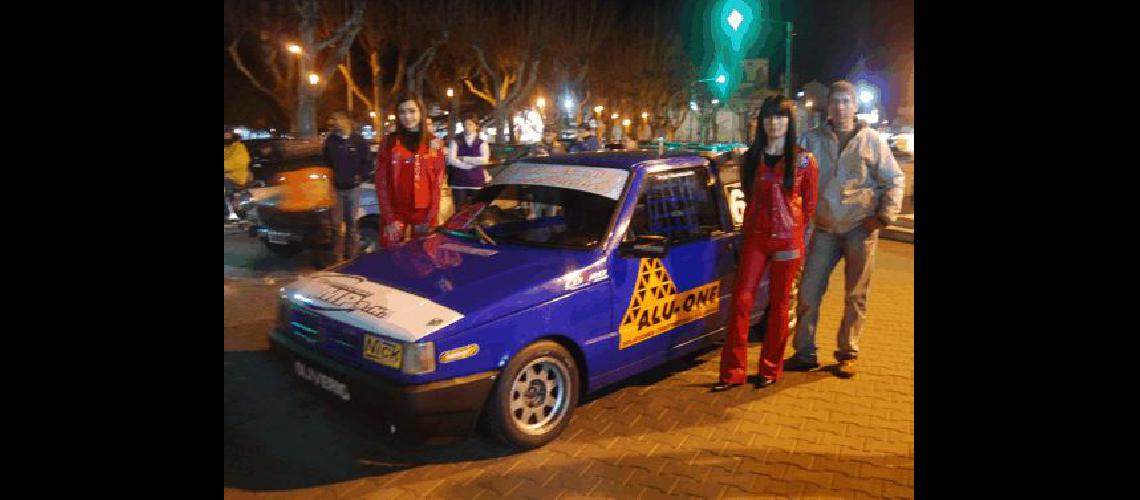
<box><xmin>441</xmin><ymin>164</ymin><xmax>628</xmax><ymax>249</ymax></box>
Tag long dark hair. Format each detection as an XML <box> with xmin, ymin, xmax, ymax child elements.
<box><xmin>393</xmin><ymin>94</ymin><xmax>429</xmax><ymax>150</ymax></box>
<box><xmin>747</xmin><ymin>95</ymin><xmax>798</xmax><ymax>190</ymax></box>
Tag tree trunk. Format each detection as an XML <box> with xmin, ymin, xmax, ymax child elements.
<box><xmin>371</xmin><ymin>51</ymin><xmax>381</xmax><ymax>132</ymax></box>
<box><xmin>296</xmin><ymin>86</ymin><xmax>319</xmax><ymax>138</ymax></box>
<box><xmin>497</xmin><ymin>107</ymin><xmax>511</xmax><ymax>144</ymax></box>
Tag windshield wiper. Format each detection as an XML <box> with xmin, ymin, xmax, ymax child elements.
<box><xmin>441</xmin><ymin>223</ymin><xmax>496</xmax><ymax>245</ymax></box>
<box><xmin>473</xmin><ymin>223</ymin><xmax>497</xmax><ymax>246</ymax></box>
<box><xmin>441</xmin><ymin>228</ymin><xmax>477</xmax><ymax>239</ymax></box>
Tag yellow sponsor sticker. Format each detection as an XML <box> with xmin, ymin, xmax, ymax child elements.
<box><xmin>439</xmin><ymin>343</ymin><xmax>480</xmax><ymax>363</ymax></box>
<box><xmin>618</xmin><ymin>258</ymin><xmax>720</xmax><ymax>350</ymax></box>
<box><xmin>363</xmin><ymin>335</ymin><xmax>403</xmax><ymax>368</ymax></box>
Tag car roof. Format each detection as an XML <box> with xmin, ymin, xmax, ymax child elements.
<box><xmin>516</xmin><ymin>150</ymin><xmax>712</xmax><ymax>171</ymax></box>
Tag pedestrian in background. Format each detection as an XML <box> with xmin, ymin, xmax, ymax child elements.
<box><xmin>224</xmin><ymin>128</ymin><xmax>251</xmax><ymax>222</ymax></box>
<box><xmin>535</xmin><ymin>129</ymin><xmax>565</xmax><ymax>155</ymax></box>
<box><xmin>786</xmin><ymin>80</ymin><xmax>905</xmax><ymax>378</ymax></box>
<box><xmin>447</xmin><ymin>116</ymin><xmax>491</xmax><ymax>208</ymax></box>
<box><xmin>715</xmin><ymin>95</ymin><xmax>818</xmax><ymax>391</ymax></box>
<box><xmin>323</xmin><ymin>110</ymin><xmax>373</xmax><ymax>260</ymax></box>
<box><xmin>375</xmin><ymin>94</ymin><xmax>445</xmax><ymax>247</ymax></box>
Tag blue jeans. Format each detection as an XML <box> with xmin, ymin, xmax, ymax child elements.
<box><xmin>334</xmin><ymin>187</ymin><xmax>361</xmax><ymax>260</ymax></box>
<box><xmin>792</xmin><ymin>224</ymin><xmax>879</xmax><ymax>363</ymax></box>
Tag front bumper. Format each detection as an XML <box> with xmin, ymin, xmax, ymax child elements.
<box><xmin>268</xmin><ymin>328</ymin><xmax>498</xmax><ymax>439</ymax></box>
<box><xmin>255</xmin><ymin>207</ymin><xmax>336</xmax><ymax>247</ymax></box>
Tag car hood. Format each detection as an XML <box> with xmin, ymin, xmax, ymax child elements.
<box><xmin>282</xmin><ymin>234</ymin><xmax>605</xmax><ymax>342</ymax></box>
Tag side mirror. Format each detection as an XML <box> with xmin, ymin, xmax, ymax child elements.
<box><xmin>619</xmin><ymin>235</ymin><xmax>667</xmax><ymax>258</ymax></box>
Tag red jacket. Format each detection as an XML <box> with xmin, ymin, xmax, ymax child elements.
<box><xmin>375</xmin><ymin>134</ymin><xmax>445</xmax><ymax>227</ymax></box>
<box><xmin>742</xmin><ymin>148</ymin><xmax>819</xmax><ymax>248</ymax></box>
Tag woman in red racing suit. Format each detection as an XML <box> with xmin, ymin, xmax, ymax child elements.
<box><xmin>375</xmin><ymin>94</ymin><xmax>445</xmax><ymax>247</ymax></box>
<box><xmin>715</xmin><ymin>95</ymin><xmax>818</xmax><ymax>391</ymax></box>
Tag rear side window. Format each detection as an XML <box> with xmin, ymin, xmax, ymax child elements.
<box><xmin>625</xmin><ymin>168</ymin><xmax>722</xmax><ymax>245</ymax></box>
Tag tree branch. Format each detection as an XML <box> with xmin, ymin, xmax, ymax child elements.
<box><xmin>228</xmin><ymin>41</ymin><xmax>285</xmax><ymax>110</ymax></box>
<box><xmin>464</xmin><ymin>77</ymin><xmax>496</xmax><ymax>106</ymax></box>
<box><xmin>339</xmin><ymin>63</ymin><xmax>374</xmax><ymax>111</ymax></box>
<box><xmin>315</xmin><ymin>0</ymin><xmax>365</xmax><ymax>51</ymax></box>
<box><xmin>471</xmin><ymin>45</ymin><xmax>502</xmax><ymax>104</ymax></box>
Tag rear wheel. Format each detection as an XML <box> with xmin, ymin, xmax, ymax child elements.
<box><xmin>483</xmin><ymin>341</ymin><xmax>579</xmax><ymax>449</ymax></box>
<box><xmin>266</xmin><ymin>242</ymin><xmax>303</xmax><ymax>258</ymax></box>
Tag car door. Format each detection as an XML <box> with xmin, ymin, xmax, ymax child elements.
<box><xmin>610</xmin><ymin>164</ymin><xmax>735</xmax><ymax>364</ymax></box>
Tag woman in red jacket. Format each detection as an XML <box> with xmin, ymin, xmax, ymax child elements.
<box><xmin>375</xmin><ymin>94</ymin><xmax>446</xmax><ymax>247</ymax></box>
<box><xmin>714</xmin><ymin>95</ymin><xmax>819</xmax><ymax>391</ymax></box>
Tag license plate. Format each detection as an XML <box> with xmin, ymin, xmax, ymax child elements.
<box><xmin>363</xmin><ymin>335</ymin><xmax>403</xmax><ymax>368</ymax></box>
<box><xmin>293</xmin><ymin>360</ymin><xmax>351</xmax><ymax>401</ymax></box>
<box><xmin>268</xmin><ymin>230</ymin><xmax>291</xmax><ymax>244</ymax></box>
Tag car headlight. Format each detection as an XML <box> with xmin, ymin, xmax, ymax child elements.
<box><xmin>402</xmin><ymin>342</ymin><xmax>436</xmax><ymax>375</ymax></box>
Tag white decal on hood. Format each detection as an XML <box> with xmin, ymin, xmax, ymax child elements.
<box><xmin>284</xmin><ymin>272</ymin><xmax>463</xmax><ymax>342</ymax></box>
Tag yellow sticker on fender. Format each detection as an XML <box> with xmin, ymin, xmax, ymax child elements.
<box><xmin>363</xmin><ymin>335</ymin><xmax>403</xmax><ymax>368</ymax></box>
<box><xmin>618</xmin><ymin>258</ymin><xmax>720</xmax><ymax>349</ymax></box>
<box><xmin>439</xmin><ymin>344</ymin><xmax>480</xmax><ymax>363</ymax></box>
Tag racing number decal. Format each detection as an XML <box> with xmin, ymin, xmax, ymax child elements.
<box><xmin>618</xmin><ymin>258</ymin><xmax>720</xmax><ymax>349</ymax></box>
<box><xmin>724</xmin><ymin>182</ymin><xmax>746</xmax><ymax>227</ymax></box>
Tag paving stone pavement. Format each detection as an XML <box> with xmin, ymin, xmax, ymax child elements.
<box><xmin>224</xmin><ymin>240</ymin><xmax>913</xmax><ymax>499</ymax></box>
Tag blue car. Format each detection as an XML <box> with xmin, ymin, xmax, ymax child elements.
<box><xmin>268</xmin><ymin>150</ymin><xmax>776</xmax><ymax>448</ymax></box>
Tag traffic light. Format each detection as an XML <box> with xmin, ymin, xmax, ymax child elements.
<box><xmin>706</xmin><ymin>0</ymin><xmax>762</xmax><ymax>101</ymax></box>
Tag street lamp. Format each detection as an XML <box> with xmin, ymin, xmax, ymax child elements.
<box><xmin>308</xmin><ymin>72</ymin><xmax>319</xmax><ymax>85</ymax></box>
<box><xmin>622</xmin><ymin>118</ymin><xmax>631</xmax><ymax>127</ymax></box>
<box><xmin>715</xmin><ymin>74</ymin><xmax>726</xmax><ymax>84</ymax></box>
<box><xmin>594</xmin><ymin>105</ymin><xmax>604</xmax><ymax>114</ymax></box>
<box><xmin>388</xmin><ymin>114</ymin><xmax>396</xmax><ymax>121</ymax></box>
<box><xmin>711</xmin><ymin>99</ymin><xmax>720</xmax><ymax>105</ymax></box>
<box><xmin>287</xmin><ymin>43</ymin><xmax>302</xmax><ymax>55</ymax></box>
<box><xmin>860</xmin><ymin>90</ymin><xmax>874</xmax><ymax>104</ymax></box>
<box><xmin>536</xmin><ymin>97</ymin><xmax>546</xmax><ymax>109</ymax></box>
<box><xmin>446</xmin><ymin>87</ymin><xmax>454</xmax><ymax>98</ymax></box>
<box><xmin>641</xmin><ymin>111</ymin><xmax>649</xmax><ymax>121</ymax></box>
<box><xmin>610</xmin><ymin>113</ymin><xmax>619</xmax><ymax>120</ymax></box>
<box><xmin>370</xmin><ymin>111</ymin><xmax>377</xmax><ymax>118</ymax></box>
<box><xmin>805</xmin><ymin>101</ymin><xmax>813</xmax><ymax>108</ymax></box>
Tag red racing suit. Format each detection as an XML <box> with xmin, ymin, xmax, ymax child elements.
<box><xmin>720</xmin><ymin>148</ymin><xmax>819</xmax><ymax>384</ymax></box>
<box><xmin>375</xmin><ymin>134</ymin><xmax>445</xmax><ymax>247</ymax></box>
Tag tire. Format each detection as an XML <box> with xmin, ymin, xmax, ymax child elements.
<box><xmin>483</xmin><ymin>340</ymin><xmax>579</xmax><ymax>449</ymax></box>
<box><xmin>312</xmin><ymin>248</ymin><xmax>337</xmax><ymax>269</ymax></box>
<box><xmin>266</xmin><ymin>242</ymin><xmax>303</xmax><ymax>258</ymax></box>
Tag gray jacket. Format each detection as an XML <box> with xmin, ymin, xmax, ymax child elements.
<box><xmin>799</xmin><ymin>123</ymin><xmax>905</xmax><ymax>234</ymax></box>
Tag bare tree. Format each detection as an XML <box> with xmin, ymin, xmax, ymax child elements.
<box><xmin>225</xmin><ymin>0</ymin><xmax>299</xmax><ymax>127</ymax></box>
<box><xmin>587</xmin><ymin>0</ymin><xmax>694</xmax><ymax>141</ymax></box>
<box><xmin>225</xmin><ymin>0</ymin><xmax>365</xmax><ymax>137</ymax></box>
<box><xmin>461</xmin><ymin>0</ymin><xmax>557</xmax><ymax>143</ymax></box>
<box><xmin>543</xmin><ymin>0</ymin><xmax>618</xmax><ymax>128</ymax></box>
<box><xmin>293</xmin><ymin>0</ymin><xmax>366</xmax><ymax>137</ymax></box>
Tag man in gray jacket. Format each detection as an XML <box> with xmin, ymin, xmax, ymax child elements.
<box><xmin>785</xmin><ymin>80</ymin><xmax>905</xmax><ymax>378</ymax></box>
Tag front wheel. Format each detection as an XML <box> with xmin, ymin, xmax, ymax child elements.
<box><xmin>483</xmin><ymin>341</ymin><xmax>579</xmax><ymax>449</ymax></box>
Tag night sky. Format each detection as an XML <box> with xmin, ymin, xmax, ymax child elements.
<box><xmin>783</xmin><ymin>0</ymin><xmax>913</xmax><ymax>117</ymax></box>
<box><xmin>225</xmin><ymin>0</ymin><xmax>913</xmax><ymax>126</ymax></box>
